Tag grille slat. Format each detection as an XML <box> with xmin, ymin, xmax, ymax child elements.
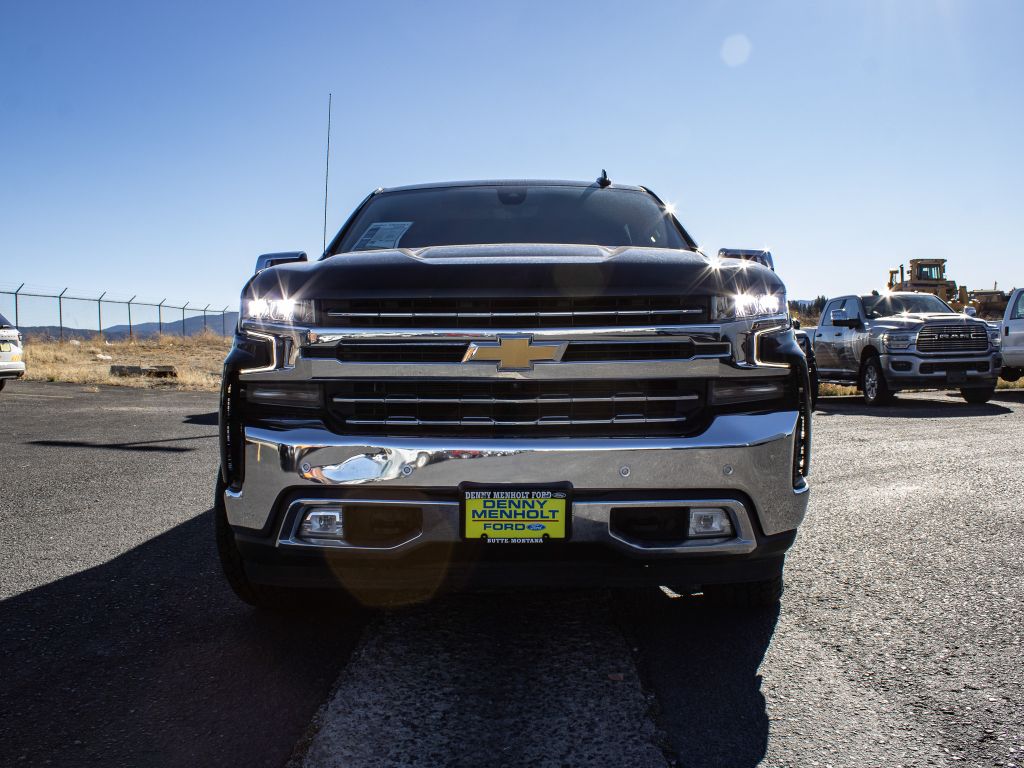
<box><xmin>320</xmin><ymin>296</ymin><xmax>710</xmax><ymax>329</ymax></box>
<box><xmin>327</xmin><ymin>379</ymin><xmax>705</xmax><ymax>437</ymax></box>
<box><xmin>917</xmin><ymin>324</ymin><xmax>988</xmax><ymax>353</ymax></box>
<box><xmin>313</xmin><ymin>340</ymin><xmax>729</xmax><ymax>364</ymax></box>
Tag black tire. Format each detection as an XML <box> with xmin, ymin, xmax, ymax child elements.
<box><xmin>1001</xmin><ymin>368</ymin><xmax>1021</xmax><ymax>383</ymax></box>
<box><xmin>860</xmin><ymin>355</ymin><xmax>893</xmax><ymax>406</ymax></box>
<box><xmin>214</xmin><ymin>476</ymin><xmax>339</xmax><ymax>612</ymax></box>
<box><xmin>808</xmin><ymin>365</ymin><xmax>819</xmax><ymax>410</ymax></box>
<box><xmin>701</xmin><ymin>575</ymin><xmax>783</xmax><ymax>608</ymax></box>
<box><xmin>961</xmin><ymin>386</ymin><xmax>995</xmax><ymax>404</ymax></box>
<box><xmin>0</xmin><ymin>379</ymin><xmax>6</xmax><ymax>392</ymax></box>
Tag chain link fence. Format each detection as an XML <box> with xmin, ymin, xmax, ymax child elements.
<box><xmin>0</xmin><ymin>283</ymin><xmax>235</xmax><ymax>339</ymax></box>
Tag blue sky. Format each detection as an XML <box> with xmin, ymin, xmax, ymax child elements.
<box><xmin>1</xmin><ymin>0</ymin><xmax>1022</xmax><ymax>328</ymax></box>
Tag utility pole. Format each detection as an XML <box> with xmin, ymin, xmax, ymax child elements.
<box><xmin>13</xmin><ymin>284</ymin><xmax>24</xmax><ymax>328</ymax></box>
<box><xmin>127</xmin><ymin>296</ymin><xmax>136</xmax><ymax>339</ymax></box>
<box><xmin>58</xmin><ymin>288</ymin><xmax>68</xmax><ymax>341</ymax></box>
<box><xmin>97</xmin><ymin>292</ymin><xmax>106</xmax><ymax>338</ymax></box>
<box><xmin>323</xmin><ymin>92</ymin><xmax>332</xmax><ymax>255</ymax></box>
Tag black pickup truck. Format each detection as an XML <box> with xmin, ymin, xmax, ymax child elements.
<box><xmin>216</xmin><ymin>178</ymin><xmax>812</xmax><ymax>610</ymax></box>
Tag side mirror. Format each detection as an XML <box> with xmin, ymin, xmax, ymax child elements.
<box><xmin>792</xmin><ymin>318</ymin><xmax>802</xmax><ymax>330</ymax></box>
<box><xmin>717</xmin><ymin>248</ymin><xmax>774</xmax><ymax>271</ymax></box>
<box><xmin>254</xmin><ymin>251</ymin><xmax>307</xmax><ymax>274</ymax></box>
<box><xmin>963</xmin><ymin>306</ymin><xmax>978</xmax><ymax>317</ymax></box>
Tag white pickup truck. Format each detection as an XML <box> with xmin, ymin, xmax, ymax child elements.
<box><xmin>1000</xmin><ymin>288</ymin><xmax>1024</xmax><ymax>382</ymax></box>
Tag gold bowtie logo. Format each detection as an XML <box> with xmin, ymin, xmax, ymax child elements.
<box><xmin>462</xmin><ymin>336</ymin><xmax>566</xmax><ymax>371</ymax></box>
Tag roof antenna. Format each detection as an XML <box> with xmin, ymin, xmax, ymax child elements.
<box><xmin>597</xmin><ymin>169</ymin><xmax>611</xmax><ymax>188</ymax></box>
<box><xmin>322</xmin><ymin>93</ymin><xmax>332</xmax><ymax>255</ymax></box>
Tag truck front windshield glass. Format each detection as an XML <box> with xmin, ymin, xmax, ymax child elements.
<box><xmin>861</xmin><ymin>294</ymin><xmax>954</xmax><ymax>318</ymax></box>
<box><xmin>0</xmin><ymin>312</ymin><xmax>12</xmax><ymax>327</ymax></box>
<box><xmin>334</xmin><ymin>185</ymin><xmax>691</xmax><ymax>252</ymax></box>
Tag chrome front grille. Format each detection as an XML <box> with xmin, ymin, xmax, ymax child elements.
<box><xmin>319</xmin><ymin>296</ymin><xmax>710</xmax><ymax>328</ymax></box>
<box><xmin>917</xmin><ymin>324</ymin><xmax>988</xmax><ymax>353</ymax></box>
<box><xmin>326</xmin><ymin>379</ymin><xmax>707</xmax><ymax>437</ymax></box>
<box><xmin>308</xmin><ymin>339</ymin><xmax>730</xmax><ymax>364</ymax></box>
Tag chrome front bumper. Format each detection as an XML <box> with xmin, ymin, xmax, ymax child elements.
<box><xmin>881</xmin><ymin>352</ymin><xmax>1000</xmax><ymax>383</ymax></box>
<box><xmin>0</xmin><ymin>361</ymin><xmax>25</xmax><ymax>378</ymax></box>
<box><xmin>224</xmin><ymin>410</ymin><xmax>809</xmax><ymax>554</ymax></box>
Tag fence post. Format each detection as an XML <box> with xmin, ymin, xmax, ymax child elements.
<box><xmin>182</xmin><ymin>302</ymin><xmax>188</xmax><ymax>336</ymax></box>
<box><xmin>158</xmin><ymin>299</ymin><xmax>166</xmax><ymax>335</ymax></box>
<box><xmin>127</xmin><ymin>296</ymin><xmax>136</xmax><ymax>339</ymax></box>
<box><xmin>97</xmin><ymin>292</ymin><xmax>106</xmax><ymax>338</ymax></box>
<box><xmin>202</xmin><ymin>303</ymin><xmax>210</xmax><ymax>332</ymax></box>
<box><xmin>222</xmin><ymin>306</ymin><xmax>229</xmax><ymax>336</ymax></box>
<box><xmin>13</xmin><ymin>284</ymin><xmax>24</xmax><ymax>328</ymax></box>
<box><xmin>58</xmin><ymin>288</ymin><xmax>68</xmax><ymax>341</ymax></box>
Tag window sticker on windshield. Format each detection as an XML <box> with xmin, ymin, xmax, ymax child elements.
<box><xmin>351</xmin><ymin>221</ymin><xmax>413</xmax><ymax>251</ymax></box>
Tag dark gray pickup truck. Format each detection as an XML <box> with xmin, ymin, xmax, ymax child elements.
<box><xmin>215</xmin><ymin>178</ymin><xmax>812</xmax><ymax>610</ymax></box>
<box><xmin>810</xmin><ymin>291</ymin><xmax>1001</xmax><ymax>405</ymax></box>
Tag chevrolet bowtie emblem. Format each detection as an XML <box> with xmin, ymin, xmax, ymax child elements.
<box><xmin>462</xmin><ymin>336</ymin><xmax>566</xmax><ymax>371</ymax></box>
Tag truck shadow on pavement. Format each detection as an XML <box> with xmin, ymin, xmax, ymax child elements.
<box><xmin>28</xmin><ymin>435</ymin><xmax>215</xmax><ymax>452</ymax></box>
<box><xmin>0</xmin><ymin>511</ymin><xmax>365</xmax><ymax>768</ymax></box>
<box><xmin>612</xmin><ymin>590</ymin><xmax>778</xmax><ymax>767</ymax></box>
<box><xmin>814</xmin><ymin>395</ymin><xmax>1011</xmax><ymax>418</ymax></box>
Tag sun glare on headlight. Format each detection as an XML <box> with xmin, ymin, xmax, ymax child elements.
<box><xmin>246</xmin><ymin>296</ymin><xmax>308</xmax><ymax>322</ymax></box>
<box><xmin>735</xmin><ymin>293</ymin><xmax>781</xmax><ymax>317</ymax></box>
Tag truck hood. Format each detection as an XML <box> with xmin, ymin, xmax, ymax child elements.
<box><xmin>870</xmin><ymin>313</ymin><xmax>988</xmax><ymax>331</ymax></box>
<box><xmin>246</xmin><ymin>244</ymin><xmax>785</xmax><ymax>301</ymax></box>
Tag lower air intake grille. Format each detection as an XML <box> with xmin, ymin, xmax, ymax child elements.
<box><xmin>326</xmin><ymin>379</ymin><xmax>707</xmax><ymax>437</ymax></box>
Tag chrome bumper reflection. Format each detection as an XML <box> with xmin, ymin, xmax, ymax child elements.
<box><xmin>225</xmin><ymin>411</ymin><xmax>808</xmax><ymax>539</ymax></box>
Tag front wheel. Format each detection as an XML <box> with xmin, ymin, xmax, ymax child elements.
<box><xmin>214</xmin><ymin>476</ymin><xmax>348</xmax><ymax>612</ymax></box>
<box><xmin>861</xmin><ymin>355</ymin><xmax>893</xmax><ymax>406</ymax></box>
<box><xmin>0</xmin><ymin>379</ymin><xmax>6</xmax><ymax>392</ymax></box>
<box><xmin>961</xmin><ymin>386</ymin><xmax>995</xmax><ymax>404</ymax></box>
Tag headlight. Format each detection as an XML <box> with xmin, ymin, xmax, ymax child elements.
<box><xmin>989</xmin><ymin>330</ymin><xmax>1001</xmax><ymax>347</ymax></box>
<box><xmin>882</xmin><ymin>333</ymin><xmax>915</xmax><ymax>351</ymax></box>
<box><xmin>712</xmin><ymin>293</ymin><xmax>786</xmax><ymax>321</ymax></box>
<box><xmin>244</xmin><ymin>297</ymin><xmax>314</xmax><ymax>324</ymax></box>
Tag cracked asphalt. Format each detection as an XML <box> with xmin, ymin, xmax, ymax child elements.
<box><xmin>1</xmin><ymin>380</ymin><xmax>1021</xmax><ymax>767</ymax></box>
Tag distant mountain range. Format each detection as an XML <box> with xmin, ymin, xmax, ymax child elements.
<box><xmin>20</xmin><ymin>312</ymin><xmax>239</xmax><ymax>340</ymax></box>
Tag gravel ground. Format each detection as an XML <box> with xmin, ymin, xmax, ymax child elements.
<box><xmin>1</xmin><ymin>381</ymin><xmax>1021</xmax><ymax>767</ymax></box>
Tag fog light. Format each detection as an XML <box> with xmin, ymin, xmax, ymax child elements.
<box><xmin>688</xmin><ymin>508</ymin><xmax>734</xmax><ymax>538</ymax></box>
<box><xmin>299</xmin><ymin>507</ymin><xmax>344</xmax><ymax>540</ymax></box>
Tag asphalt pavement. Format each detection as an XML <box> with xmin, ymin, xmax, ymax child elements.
<box><xmin>1</xmin><ymin>380</ymin><xmax>1021</xmax><ymax>767</ymax></box>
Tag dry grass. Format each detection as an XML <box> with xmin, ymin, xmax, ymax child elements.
<box><xmin>23</xmin><ymin>331</ymin><xmax>230</xmax><ymax>392</ymax></box>
<box><xmin>819</xmin><ymin>378</ymin><xmax>1022</xmax><ymax>398</ymax></box>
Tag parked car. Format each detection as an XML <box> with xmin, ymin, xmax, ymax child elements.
<box><xmin>0</xmin><ymin>312</ymin><xmax>25</xmax><ymax>392</ymax></box>
<box><xmin>215</xmin><ymin>177</ymin><xmax>812</xmax><ymax>611</ymax></box>
<box><xmin>810</xmin><ymin>291</ymin><xmax>1001</xmax><ymax>405</ymax></box>
<box><xmin>999</xmin><ymin>287</ymin><xmax>1024</xmax><ymax>382</ymax></box>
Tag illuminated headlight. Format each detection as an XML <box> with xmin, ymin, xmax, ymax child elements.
<box><xmin>244</xmin><ymin>297</ymin><xmax>314</xmax><ymax>323</ymax></box>
<box><xmin>712</xmin><ymin>293</ymin><xmax>786</xmax><ymax>321</ymax></box>
<box><xmin>882</xmin><ymin>333</ymin><xmax>915</xmax><ymax>351</ymax></box>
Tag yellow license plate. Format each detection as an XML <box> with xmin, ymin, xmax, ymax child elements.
<box><xmin>463</xmin><ymin>487</ymin><xmax>570</xmax><ymax>541</ymax></box>
<box><xmin>0</xmin><ymin>343</ymin><xmax>10</xmax><ymax>352</ymax></box>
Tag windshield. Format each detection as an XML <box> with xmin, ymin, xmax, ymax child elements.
<box><xmin>0</xmin><ymin>312</ymin><xmax>12</xmax><ymax>327</ymax></box>
<box><xmin>861</xmin><ymin>294</ymin><xmax>954</xmax><ymax>318</ymax></box>
<box><xmin>334</xmin><ymin>185</ymin><xmax>692</xmax><ymax>253</ymax></box>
